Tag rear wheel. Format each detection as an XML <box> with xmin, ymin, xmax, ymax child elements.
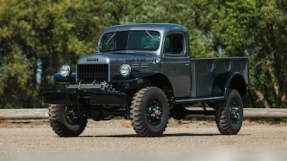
<box><xmin>49</xmin><ymin>104</ymin><xmax>87</xmax><ymax>137</ymax></box>
<box><xmin>215</xmin><ymin>89</ymin><xmax>243</xmax><ymax>135</ymax></box>
<box><xmin>130</xmin><ymin>87</ymin><xmax>170</xmax><ymax>137</ymax></box>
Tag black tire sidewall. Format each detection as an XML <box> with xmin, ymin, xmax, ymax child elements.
<box><xmin>216</xmin><ymin>89</ymin><xmax>243</xmax><ymax>135</ymax></box>
<box><xmin>226</xmin><ymin>90</ymin><xmax>243</xmax><ymax>130</ymax></box>
<box><xmin>49</xmin><ymin>104</ymin><xmax>87</xmax><ymax>137</ymax></box>
<box><xmin>61</xmin><ymin>106</ymin><xmax>85</xmax><ymax>131</ymax></box>
<box><xmin>140</xmin><ymin>88</ymin><xmax>169</xmax><ymax>133</ymax></box>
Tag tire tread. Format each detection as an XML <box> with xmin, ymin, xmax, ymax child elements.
<box><xmin>130</xmin><ymin>87</ymin><xmax>169</xmax><ymax>137</ymax></box>
<box><xmin>48</xmin><ymin>104</ymin><xmax>87</xmax><ymax>137</ymax></box>
<box><xmin>215</xmin><ymin>89</ymin><xmax>243</xmax><ymax>135</ymax></box>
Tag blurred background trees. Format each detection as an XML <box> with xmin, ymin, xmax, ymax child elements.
<box><xmin>0</xmin><ymin>0</ymin><xmax>286</xmax><ymax>108</ymax></box>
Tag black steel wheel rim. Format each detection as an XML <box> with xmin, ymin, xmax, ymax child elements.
<box><xmin>229</xmin><ymin>99</ymin><xmax>241</xmax><ymax>126</ymax></box>
<box><xmin>146</xmin><ymin>99</ymin><xmax>163</xmax><ymax>126</ymax></box>
<box><xmin>64</xmin><ymin>105</ymin><xmax>79</xmax><ymax>125</ymax></box>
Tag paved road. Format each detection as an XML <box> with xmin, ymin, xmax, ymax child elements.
<box><xmin>0</xmin><ymin>120</ymin><xmax>287</xmax><ymax>161</ymax></box>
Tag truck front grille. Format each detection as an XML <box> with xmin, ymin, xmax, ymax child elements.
<box><xmin>77</xmin><ymin>64</ymin><xmax>109</xmax><ymax>83</ymax></box>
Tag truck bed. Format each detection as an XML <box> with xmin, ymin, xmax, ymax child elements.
<box><xmin>189</xmin><ymin>57</ymin><xmax>248</xmax><ymax>98</ymax></box>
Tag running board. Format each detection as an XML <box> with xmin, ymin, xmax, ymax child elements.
<box><xmin>175</xmin><ymin>96</ymin><xmax>225</xmax><ymax>104</ymax></box>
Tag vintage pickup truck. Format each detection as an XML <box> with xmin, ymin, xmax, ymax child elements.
<box><xmin>44</xmin><ymin>23</ymin><xmax>249</xmax><ymax>137</ymax></box>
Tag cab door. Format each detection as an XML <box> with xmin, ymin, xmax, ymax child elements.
<box><xmin>161</xmin><ymin>32</ymin><xmax>191</xmax><ymax>97</ymax></box>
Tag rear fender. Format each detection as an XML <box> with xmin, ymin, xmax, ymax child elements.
<box><xmin>223</xmin><ymin>72</ymin><xmax>247</xmax><ymax>98</ymax></box>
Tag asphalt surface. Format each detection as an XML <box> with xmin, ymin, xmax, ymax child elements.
<box><xmin>1</xmin><ymin>120</ymin><xmax>287</xmax><ymax>161</ymax></box>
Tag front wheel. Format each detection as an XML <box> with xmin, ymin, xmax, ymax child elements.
<box><xmin>49</xmin><ymin>104</ymin><xmax>87</xmax><ymax>137</ymax></box>
<box><xmin>130</xmin><ymin>87</ymin><xmax>170</xmax><ymax>137</ymax></box>
<box><xmin>215</xmin><ymin>89</ymin><xmax>244</xmax><ymax>135</ymax></box>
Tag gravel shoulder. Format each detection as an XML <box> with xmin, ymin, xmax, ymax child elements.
<box><xmin>1</xmin><ymin>120</ymin><xmax>287</xmax><ymax>161</ymax></box>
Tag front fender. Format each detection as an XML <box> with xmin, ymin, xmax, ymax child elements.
<box><xmin>53</xmin><ymin>73</ymin><xmax>76</xmax><ymax>82</ymax></box>
<box><xmin>111</xmin><ymin>72</ymin><xmax>165</xmax><ymax>90</ymax></box>
<box><xmin>111</xmin><ymin>72</ymin><xmax>160</xmax><ymax>83</ymax></box>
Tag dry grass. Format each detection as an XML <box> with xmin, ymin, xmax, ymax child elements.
<box><xmin>0</xmin><ymin>119</ymin><xmax>49</xmax><ymax>128</ymax></box>
<box><xmin>0</xmin><ymin>120</ymin><xmax>8</xmax><ymax>128</ymax></box>
<box><xmin>1</xmin><ymin>118</ymin><xmax>287</xmax><ymax>128</ymax></box>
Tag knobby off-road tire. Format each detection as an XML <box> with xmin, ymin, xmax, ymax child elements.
<box><xmin>49</xmin><ymin>104</ymin><xmax>87</xmax><ymax>137</ymax></box>
<box><xmin>215</xmin><ymin>89</ymin><xmax>243</xmax><ymax>135</ymax></box>
<box><xmin>130</xmin><ymin>87</ymin><xmax>170</xmax><ymax>137</ymax></box>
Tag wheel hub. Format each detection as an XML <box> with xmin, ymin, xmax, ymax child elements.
<box><xmin>64</xmin><ymin>106</ymin><xmax>79</xmax><ymax>124</ymax></box>
<box><xmin>230</xmin><ymin>101</ymin><xmax>241</xmax><ymax>124</ymax></box>
<box><xmin>231</xmin><ymin>107</ymin><xmax>240</xmax><ymax>119</ymax></box>
<box><xmin>146</xmin><ymin>101</ymin><xmax>163</xmax><ymax>126</ymax></box>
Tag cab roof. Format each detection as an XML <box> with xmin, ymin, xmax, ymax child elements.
<box><xmin>103</xmin><ymin>23</ymin><xmax>187</xmax><ymax>33</ymax></box>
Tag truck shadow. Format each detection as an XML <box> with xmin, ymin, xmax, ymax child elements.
<box><xmin>81</xmin><ymin>133</ymin><xmax>224</xmax><ymax>138</ymax></box>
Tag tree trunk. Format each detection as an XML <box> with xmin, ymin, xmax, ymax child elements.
<box><xmin>253</xmin><ymin>89</ymin><xmax>271</xmax><ymax>109</ymax></box>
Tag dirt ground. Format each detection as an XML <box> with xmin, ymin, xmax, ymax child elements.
<box><xmin>0</xmin><ymin>119</ymin><xmax>287</xmax><ymax>161</ymax></box>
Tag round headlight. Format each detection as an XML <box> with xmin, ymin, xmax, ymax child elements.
<box><xmin>120</xmin><ymin>64</ymin><xmax>131</xmax><ymax>77</ymax></box>
<box><xmin>59</xmin><ymin>65</ymin><xmax>71</xmax><ymax>77</ymax></box>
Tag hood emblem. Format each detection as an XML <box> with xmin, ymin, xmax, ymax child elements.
<box><xmin>87</xmin><ymin>58</ymin><xmax>99</xmax><ymax>61</ymax></box>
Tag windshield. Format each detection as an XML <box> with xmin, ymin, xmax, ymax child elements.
<box><xmin>100</xmin><ymin>30</ymin><xmax>161</xmax><ymax>52</ymax></box>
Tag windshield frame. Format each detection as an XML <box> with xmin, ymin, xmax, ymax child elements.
<box><xmin>99</xmin><ymin>30</ymin><xmax>162</xmax><ymax>53</ymax></box>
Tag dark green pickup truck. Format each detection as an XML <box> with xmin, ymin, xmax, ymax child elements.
<box><xmin>44</xmin><ymin>23</ymin><xmax>249</xmax><ymax>137</ymax></box>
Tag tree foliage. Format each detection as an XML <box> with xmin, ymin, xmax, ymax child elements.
<box><xmin>0</xmin><ymin>0</ymin><xmax>286</xmax><ymax>108</ymax></box>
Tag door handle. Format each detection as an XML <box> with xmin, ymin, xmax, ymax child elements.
<box><xmin>185</xmin><ymin>63</ymin><xmax>190</xmax><ymax>66</ymax></box>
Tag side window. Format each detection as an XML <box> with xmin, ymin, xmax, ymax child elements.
<box><xmin>163</xmin><ymin>33</ymin><xmax>184</xmax><ymax>55</ymax></box>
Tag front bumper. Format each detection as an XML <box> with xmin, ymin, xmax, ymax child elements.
<box><xmin>43</xmin><ymin>83</ymin><xmax>128</xmax><ymax>106</ymax></box>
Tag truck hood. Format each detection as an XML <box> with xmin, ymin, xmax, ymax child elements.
<box><xmin>77</xmin><ymin>53</ymin><xmax>158</xmax><ymax>64</ymax></box>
